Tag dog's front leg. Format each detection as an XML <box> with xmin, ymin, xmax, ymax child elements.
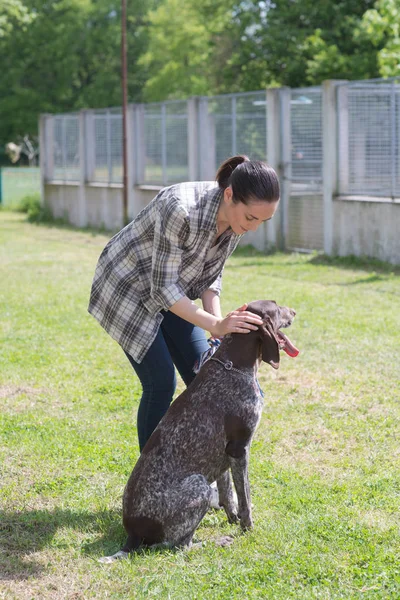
<box><xmin>217</xmin><ymin>471</ymin><xmax>239</xmax><ymax>523</ymax></box>
<box><xmin>227</xmin><ymin>447</ymin><xmax>253</xmax><ymax>531</ymax></box>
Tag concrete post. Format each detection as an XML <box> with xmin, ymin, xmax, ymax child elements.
<box><xmin>322</xmin><ymin>80</ymin><xmax>345</xmax><ymax>255</ymax></box>
<box><xmin>85</xmin><ymin>110</ymin><xmax>95</xmax><ymax>182</ymax></box>
<box><xmin>279</xmin><ymin>87</ymin><xmax>292</xmax><ymax>250</ymax></box>
<box><xmin>39</xmin><ymin>114</ymin><xmax>48</xmax><ymax>205</ymax></box>
<box><xmin>337</xmin><ymin>83</ymin><xmax>349</xmax><ymax>195</ymax></box>
<box><xmin>198</xmin><ymin>97</ymin><xmax>216</xmax><ymax>180</ymax></box>
<box><xmin>134</xmin><ymin>104</ymin><xmax>146</xmax><ymax>185</ymax></box>
<box><xmin>44</xmin><ymin>114</ymin><xmax>54</xmax><ymax>182</ymax></box>
<box><xmin>126</xmin><ymin>103</ymin><xmax>135</xmax><ymax>219</ymax></box>
<box><xmin>78</xmin><ymin>110</ymin><xmax>88</xmax><ymax>227</ymax></box>
<box><xmin>266</xmin><ymin>87</ymin><xmax>284</xmax><ymax>249</ymax></box>
<box><xmin>187</xmin><ymin>97</ymin><xmax>199</xmax><ymax>181</ymax></box>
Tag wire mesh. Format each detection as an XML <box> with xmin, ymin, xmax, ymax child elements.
<box><xmin>200</xmin><ymin>91</ymin><xmax>267</xmax><ymax>173</ymax></box>
<box><xmin>338</xmin><ymin>79</ymin><xmax>400</xmax><ymax>197</ymax></box>
<box><xmin>93</xmin><ymin>108</ymin><xmax>123</xmax><ymax>183</ymax></box>
<box><xmin>290</xmin><ymin>88</ymin><xmax>322</xmax><ymax>190</ymax></box>
<box><xmin>143</xmin><ymin>101</ymin><xmax>188</xmax><ymax>185</ymax></box>
<box><xmin>53</xmin><ymin>115</ymin><xmax>80</xmax><ymax>181</ymax></box>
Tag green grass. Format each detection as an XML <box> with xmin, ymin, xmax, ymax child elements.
<box><xmin>0</xmin><ymin>212</ymin><xmax>399</xmax><ymax>599</ymax></box>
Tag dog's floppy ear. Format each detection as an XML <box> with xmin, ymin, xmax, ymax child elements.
<box><xmin>260</xmin><ymin>316</ymin><xmax>280</xmax><ymax>369</ymax></box>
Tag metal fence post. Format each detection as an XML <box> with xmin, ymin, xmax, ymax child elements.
<box><xmin>161</xmin><ymin>103</ymin><xmax>167</xmax><ymax>185</ymax></box>
<box><xmin>231</xmin><ymin>95</ymin><xmax>237</xmax><ymax>156</ymax></box>
<box><xmin>126</xmin><ymin>103</ymin><xmax>135</xmax><ymax>218</ymax></box>
<box><xmin>337</xmin><ymin>83</ymin><xmax>349</xmax><ymax>195</ymax></box>
<box><xmin>78</xmin><ymin>110</ymin><xmax>88</xmax><ymax>227</ymax></box>
<box><xmin>279</xmin><ymin>87</ymin><xmax>292</xmax><ymax>250</ymax></box>
<box><xmin>187</xmin><ymin>97</ymin><xmax>200</xmax><ymax>181</ymax></box>
<box><xmin>322</xmin><ymin>80</ymin><xmax>345</xmax><ymax>255</ymax></box>
<box><xmin>198</xmin><ymin>97</ymin><xmax>216</xmax><ymax>180</ymax></box>
<box><xmin>39</xmin><ymin>114</ymin><xmax>47</xmax><ymax>205</ymax></box>
<box><xmin>390</xmin><ymin>80</ymin><xmax>396</xmax><ymax>199</ymax></box>
<box><xmin>134</xmin><ymin>104</ymin><xmax>145</xmax><ymax>185</ymax></box>
<box><xmin>85</xmin><ymin>110</ymin><xmax>95</xmax><ymax>183</ymax></box>
<box><xmin>266</xmin><ymin>87</ymin><xmax>283</xmax><ymax>250</ymax></box>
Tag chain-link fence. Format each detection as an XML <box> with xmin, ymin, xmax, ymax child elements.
<box><xmin>338</xmin><ymin>78</ymin><xmax>400</xmax><ymax>198</ymax></box>
<box><xmin>52</xmin><ymin>114</ymin><xmax>80</xmax><ymax>181</ymax></box>
<box><xmin>142</xmin><ymin>100</ymin><xmax>188</xmax><ymax>185</ymax></box>
<box><xmin>42</xmin><ymin>79</ymin><xmax>400</xmax><ymax>200</ymax></box>
<box><xmin>92</xmin><ymin>108</ymin><xmax>123</xmax><ymax>183</ymax></box>
<box><xmin>291</xmin><ymin>87</ymin><xmax>322</xmax><ymax>189</ymax></box>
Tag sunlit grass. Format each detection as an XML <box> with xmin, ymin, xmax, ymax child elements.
<box><xmin>1</xmin><ymin>212</ymin><xmax>399</xmax><ymax>599</ymax></box>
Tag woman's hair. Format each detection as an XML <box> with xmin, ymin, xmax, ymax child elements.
<box><xmin>215</xmin><ymin>155</ymin><xmax>280</xmax><ymax>205</ymax></box>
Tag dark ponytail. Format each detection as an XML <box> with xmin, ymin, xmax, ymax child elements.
<box><xmin>216</xmin><ymin>155</ymin><xmax>250</xmax><ymax>190</ymax></box>
<box><xmin>215</xmin><ymin>155</ymin><xmax>280</xmax><ymax>205</ymax></box>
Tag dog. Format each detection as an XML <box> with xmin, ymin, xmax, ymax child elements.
<box><xmin>100</xmin><ymin>300</ymin><xmax>298</xmax><ymax>562</ymax></box>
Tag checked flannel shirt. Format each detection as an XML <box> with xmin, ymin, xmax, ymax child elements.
<box><xmin>88</xmin><ymin>181</ymin><xmax>242</xmax><ymax>363</ymax></box>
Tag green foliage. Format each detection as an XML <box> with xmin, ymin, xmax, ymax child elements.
<box><xmin>1</xmin><ymin>0</ymin><xmax>398</xmax><ymax>149</ymax></box>
<box><xmin>14</xmin><ymin>192</ymin><xmax>57</xmax><ymax>223</ymax></box>
<box><xmin>360</xmin><ymin>0</ymin><xmax>400</xmax><ymax>77</ymax></box>
<box><xmin>0</xmin><ymin>0</ymin><xmax>157</xmax><ymax>144</ymax></box>
<box><xmin>14</xmin><ymin>191</ymin><xmax>41</xmax><ymax>213</ymax></box>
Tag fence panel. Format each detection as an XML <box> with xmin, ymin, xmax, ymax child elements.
<box><xmin>286</xmin><ymin>87</ymin><xmax>324</xmax><ymax>252</ymax></box>
<box><xmin>142</xmin><ymin>100</ymin><xmax>189</xmax><ymax>185</ymax></box>
<box><xmin>338</xmin><ymin>79</ymin><xmax>400</xmax><ymax>197</ymax></box>
<box><xmin>199</xmin><ymin>91</ymin><xmax>267</xmax><ymax>176</ymax></box>
<box><xmin>92</xmin><ymin>108</ymin><xmax>123</xmax><ymax>183</ymax></box>
<box><xmin>290</xmin><ymin>87</ymin><xmax>323</xmax><ymax>189</ymax></box>
<box><xmin>53</xmin><ymin>114</ymin><xmax>80</xmax><ymax>181</ymax></box>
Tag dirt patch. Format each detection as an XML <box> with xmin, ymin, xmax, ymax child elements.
<box><xmin>0</xmin><ymin>385</ymin><xmax>42</xmax><ymax>400</ymax></box>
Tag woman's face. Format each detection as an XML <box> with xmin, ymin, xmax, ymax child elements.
<box><xmin>222</xmin><ymin>186</ymin><xmax>279</xmax><ymax>235</ymax></box>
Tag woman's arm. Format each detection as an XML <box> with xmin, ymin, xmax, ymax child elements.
<box><xmin>201</xmin><ymin>289</ymin><xmax>222</xmax><ymax>319</ymax></box>
<box><xmin>169</xmin><ymin>296</ymin><xmax>263</xmax><ymax>338</ymax></box>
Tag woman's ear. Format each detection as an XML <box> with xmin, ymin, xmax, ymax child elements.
<box><xmin>223</xmin><ymin>185</ymin><xmax>234</xmax><ymax>205</ymax></box>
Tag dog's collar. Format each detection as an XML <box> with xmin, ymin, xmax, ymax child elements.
<box><xmin>209</xmin><ymin>357</ymin><xmax>264</xmax><ymax>397</ymax></box>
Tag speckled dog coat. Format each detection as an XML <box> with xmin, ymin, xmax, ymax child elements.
<box><xmin>120</xmin><ymin>300</ymin><xmax>297</xmax><ymax>553</ymax></box>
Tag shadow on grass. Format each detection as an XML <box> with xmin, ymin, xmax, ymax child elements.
<box><xmin>0</xmin><ymin>507</ymin><xmax>124</xmax><ymax>580</ymax></box>
<box><xmin>232</xmin><ymin>247</ymin><xmax>400</xmax><ymax>276</ymax></box>
<box><xmin>309</xmin><ymin>253</ymin><xmax>400</xmax><ymax>276</ymax></box>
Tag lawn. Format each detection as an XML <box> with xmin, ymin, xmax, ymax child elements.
<box><xmin>0</xmin><ymin>211</ymin><xmax>399</xmax><ymax>599</ymax></box>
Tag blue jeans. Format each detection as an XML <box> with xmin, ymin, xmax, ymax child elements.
<box><xmin>125</xmin><ymin>311</ymin><xmax>209</xmax><ymax>451</ymax></box>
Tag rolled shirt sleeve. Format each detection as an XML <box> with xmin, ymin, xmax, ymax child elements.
<box><xmin>149</xmin><ymin>196</ymin><xmax>190</xmax><ymax>310</ymax></box>
<box><xmin>207</xmin><ymin>271</ymin><xmax>222</xmax><ymax>296</ymax></box>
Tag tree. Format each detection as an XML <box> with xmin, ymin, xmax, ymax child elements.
<box><xmin>0</xmin><ymin>0</ymin><xmax>157</xmax><ymax>145</ymax></box>
<box><xmin>359</xmin><ymin>0</ymin><xmax>400</xmax><ymax>77</ymax></box>
<box><xmin>138</xmin><ymin>0</ymin><xmax>236</xmax><ymax>100</ymax></box>
<box><xmin>222</xmin><ymin>0</ymin><xmax>380</xmax><ymax>89</ymax></box>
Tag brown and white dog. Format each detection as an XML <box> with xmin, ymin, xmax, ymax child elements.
<box><xmin>100</xmin><ymin>300</ymin><xmax>298</xmax><ymax>562</ymax></box>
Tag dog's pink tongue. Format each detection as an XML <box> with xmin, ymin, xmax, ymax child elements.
<box><xmin>279</xmin><ymin>332</ymin><xmax>299</xmax><ymax>357</ymax></box>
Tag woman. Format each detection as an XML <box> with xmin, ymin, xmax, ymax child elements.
<box><xmin>88</xmin><ymin>155</ymin><xmax>280</xmax><ymax>451</ymax></box>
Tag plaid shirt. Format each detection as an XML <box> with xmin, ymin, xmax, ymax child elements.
<box><xmin>88</xmin><ymin>182</ymin><xmax>242</xmax><ymax>363</ymax></box>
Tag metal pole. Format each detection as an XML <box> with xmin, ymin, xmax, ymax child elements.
<box><xmin>121</xmin><ymin>0</ymin><xmax>128</xmax><ymax>224</ymax></box>
<box><xmin>390</xmin><ymin>81</ymin><xmax>396</xmax><ymax>199</ymax></box>
<box><xmin>161</xmin><ymin>103</ymin><xmax>167</xmax><ymax>185</ymax></box>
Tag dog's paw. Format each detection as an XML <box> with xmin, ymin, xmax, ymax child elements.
<box><xmin>214</xmin><ymin>535</ymin><xmax>234</xmax><ymax>547</ymax></box>
<box><xmin>239</xmin><ymin>516</ymin><xmax>254</xmax><ymax>531</ymax></box>
<box><xmin>98</xmin><ymin>550</ymin><xmax>129</xmax><ymax>564</ymax></box>
<box><xmin>226</xmin><ymin>511</ymin><xmax>239</xmax><ymax>524</ymax></box>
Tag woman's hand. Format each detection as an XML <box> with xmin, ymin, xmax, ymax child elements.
<box><xmin>210</xmin><ymin>304</ymin><xmax>263</xmax><ymax>338</ymax></box>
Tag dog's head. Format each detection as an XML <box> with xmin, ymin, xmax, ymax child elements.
<box><xmin>247</xmin><ymin>300</ymin><xmax>299</xmax><ymax>370</ymax></box>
